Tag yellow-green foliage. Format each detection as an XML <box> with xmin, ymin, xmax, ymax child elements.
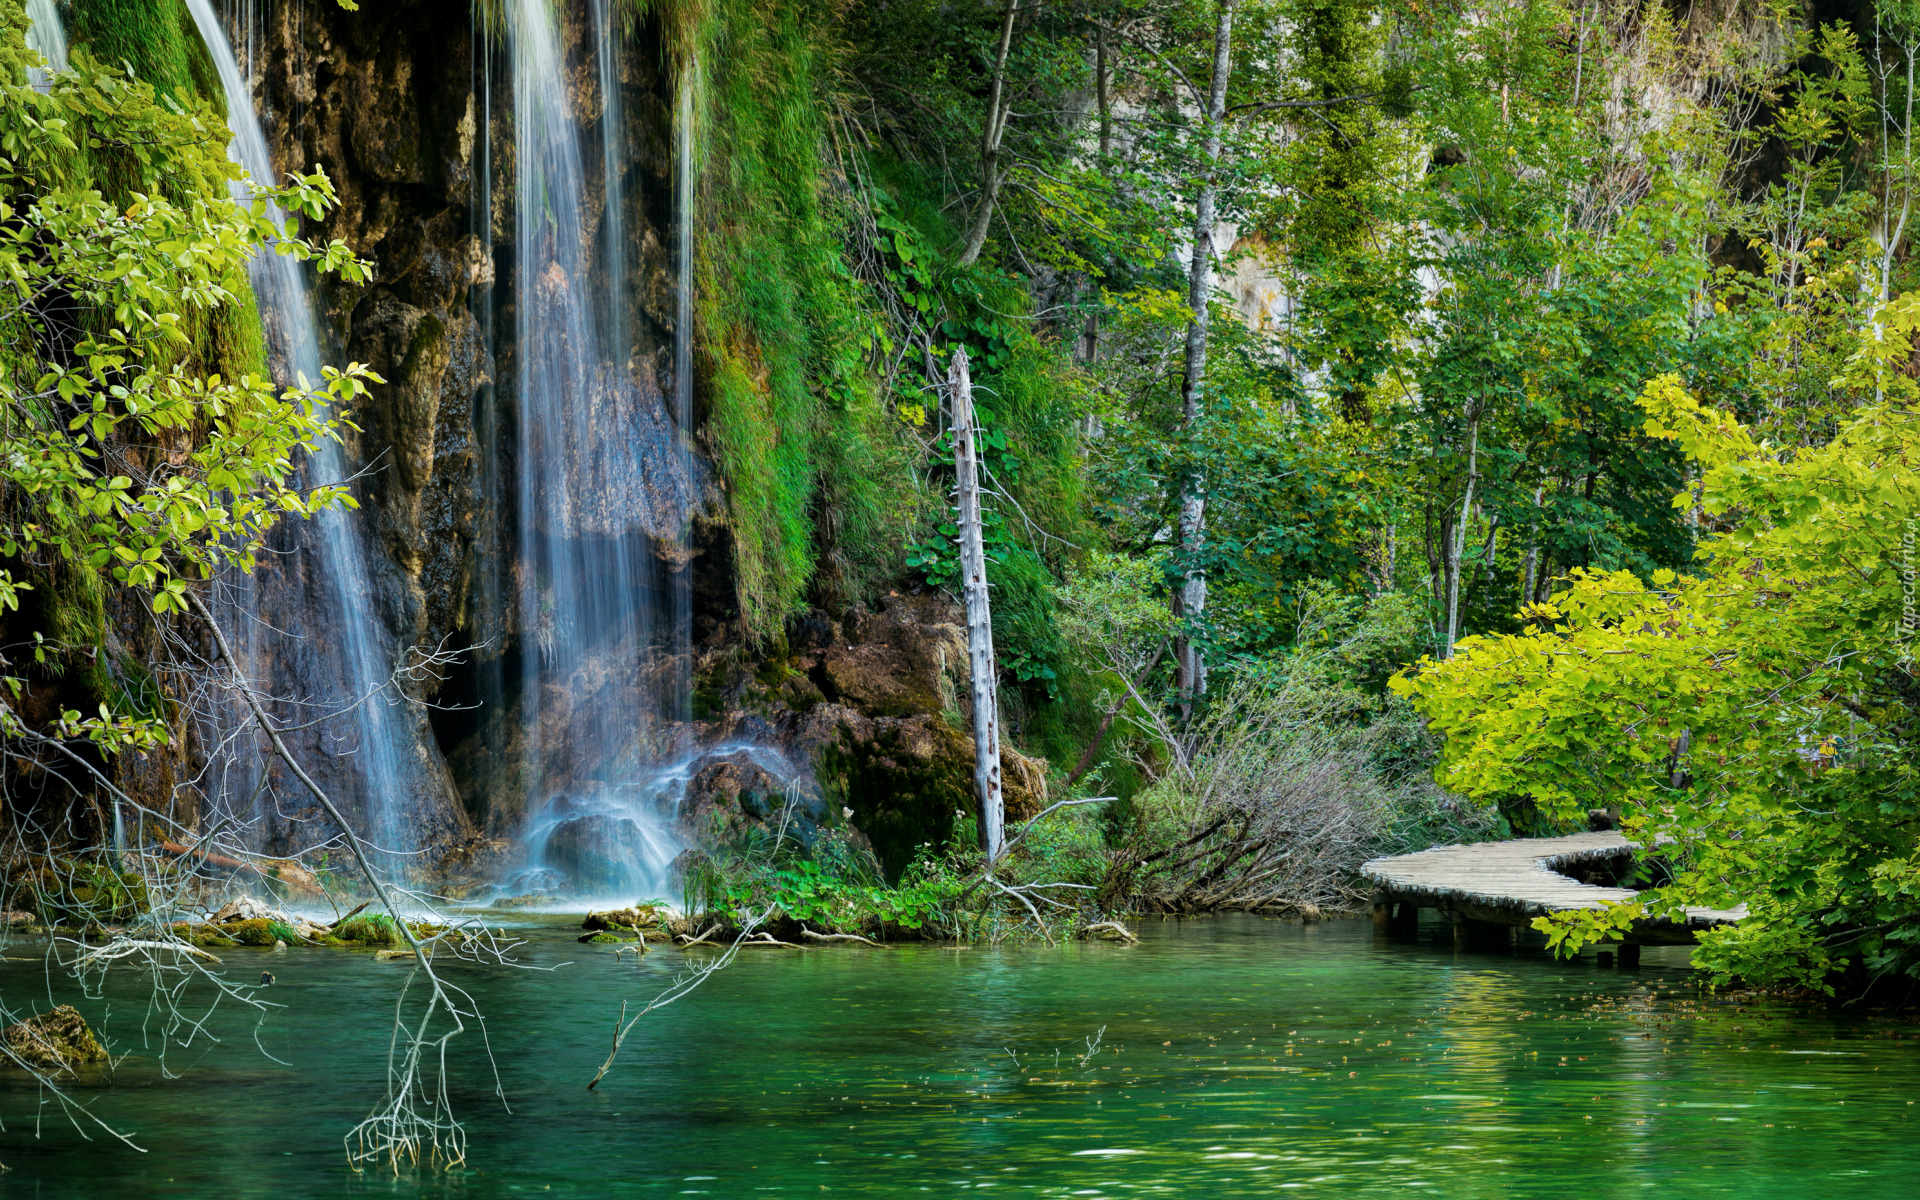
<box><xmin>9</xmin><ymin>858</ymin><xmax>147</xmax><ymax>924</ymax></box>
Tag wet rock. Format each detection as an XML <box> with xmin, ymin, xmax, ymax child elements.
<box><xmin>582</xmin><ymin>905</ymin><xmax>662</xmax><ymax>932</ymax></box>
<box><xmin>542</xmin><ymin>814</ymin><xmax>663</xmax><ymax>894</ymax></box>
<box><xmin>674</xmin><ymin>749</ymin><xmax>824</xmax><ymax>847</ymax></box>
<box><xmin>3</xmin><ymin>1005</ymin><xmax>107</xmax><ymax>1075</ymax></box>
<box><xmin>812</xmin><ymin>596</ymin><xmax>966</xmax><ymax>720</ymax></box>
<box><xmin>208</xmin><ymin>897</ymin><xmax>294</xmax><ymax>926</ymax></box>
<box><xmin>432</xmin><ymin>836</ymin><xmax>518</xmax><ymax>898</ymax></box>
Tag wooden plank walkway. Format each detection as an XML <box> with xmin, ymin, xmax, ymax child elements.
<box><xmin>1361</xmin><ymin>832</ymin><xmax>1744</xmax><ymax>949</ymax></box>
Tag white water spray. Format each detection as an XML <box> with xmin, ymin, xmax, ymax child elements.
<box><xmin>185</xmin><ymin>0</ymin><xmax>459</xmax><ymax>870</ymax></box>
<box><xmin>24</xmin><ymin>0</ymin><xmax>66</xmax><ymax>91</ymax></box>
<box><xmin>502</xmin><ymin>0</ymin><xmax>694</xmax><ymax>898</ymax></box>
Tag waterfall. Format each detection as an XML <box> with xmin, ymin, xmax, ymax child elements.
<box><xmin>184</xmin><ymin>1</ymin><xmax>459</xmax><ymax>872</ymax></box>
<box><xmin>24</xmin><ymin>0</ymin><xmax>66</xmax><ymax>90</ymax></box>
<box><xmin>501</xmin><ymin>0</ymin><xmax>692</xmax><ymax>901</ymax></box>
<box><xmin>671</xmin><ymin>60</ymin><xmax>696</xmax><ymax>742</ymax></box>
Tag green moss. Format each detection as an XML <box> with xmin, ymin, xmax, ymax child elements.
<box><xmin>580</xmin><ymin>931</ymin><xmax>635</xmax><ymax>944</ymax></box>
<box><xmin>13</xmin><ymin>857</ymin><xmax>147</xmax><ymax>924</ymax></box>
<box><xmin>820</xmin><ymin>722</ymin><xmax>972</xmax><ymax>881</ymax></box>
<box><xmin>210</xmin><ymin>285</ymin><xmax>271</xmax><ymax>379</ymax></box>
<box><xmin>171</xmin><ymin>922</ymin><xmax>238</xmax><ymax>948</ymax></box>
<box><xmin>334</xmin><ymin>912</ymin><xmax>401</xmax><ymax>946</ymax></box>
<box><xmin>226</xmin><ymin>918</ymin><xmax>280</xmax><ymax>947</ymax></box>
<box><xmin>66</xmin><ymin>0</ymin><xmax>220</xmax><ymax>109</ymax></box>
<box><xmin>696</xmin><ymin>0</ymin><xmax>912</xmax><ymax>632</ymax></box>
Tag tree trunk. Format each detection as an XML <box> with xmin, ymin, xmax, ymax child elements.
<box><xmin>1096</xmin><ymin>24</ymin><xmax>1111</xmax><ymax>158</ymax></box>
<box><xmin>1442</xmin><ymin>413</ymin><xmax>1479</xmax><ymax>658</ymax></box>
<box><xmin>957</xmin><ymin>0</ymin><xmax>1021</xmax><ymax>267</ymax></box>
<box><xmin>950</xmin><ymin>348</ymin><xmax>1004</xmax><ymax>860</ymax></box>
<box><xmin>1521</xmin><ymin>484</ymin><xmax>1545</xmax><ymax>605</ymax></box>
<box><xmin>1173</xmin><ymin>0</ymin><xmax>1236</xmax><ymax>709</ymax></box>
<box><xmin>1066</xmin><ymin>641</ymin><xmax>1167</xmax><ymax>786</ymax></box>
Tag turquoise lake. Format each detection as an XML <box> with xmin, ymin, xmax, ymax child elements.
<box><xmin>1</xmin><ymin>915</ymin><xmax>1914</xmax><ymax>1197</ymax></box>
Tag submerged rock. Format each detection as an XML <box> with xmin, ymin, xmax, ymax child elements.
<box><xmin>3</xmin><ymin>1005</ymin><xmax>107</xmax><ymax>1075</ymax></box>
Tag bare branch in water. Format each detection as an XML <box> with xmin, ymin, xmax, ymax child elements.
<box><xmin>588</xmin><ymin>910</ymin><xmax>768</xmax><ymax>1091</ymax></box>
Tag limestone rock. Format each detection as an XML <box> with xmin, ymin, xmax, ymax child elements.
<box><xmin>209</xmin><ymin>897</ymin><xmax>295</xmax><ymax>927</ymax></box>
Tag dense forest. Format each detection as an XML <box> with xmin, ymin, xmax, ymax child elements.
<box><xmin>3</xmin><ymin>0</ymin><xmax>1920</xmax><ymax>1176</ymax></box>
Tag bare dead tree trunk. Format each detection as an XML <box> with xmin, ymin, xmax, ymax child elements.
<box><xmin>1442</xmin><ymin>412</ymin><xmax>1480</xmax><ymax>658</ymax></box>
<box><xmin>957</xmin><ymin>0</ymin><xmax>1021</xmax><ymax>267</ymax></box>
<box><xmin>950</xmin><ymin>348</ymin><xmax>1004</xmax><ymax>860</ymax></box>
<box><xmin>1173</xmin><ymin>0</ymin><xmax>1236</xmax><ymax>709</ymax></box>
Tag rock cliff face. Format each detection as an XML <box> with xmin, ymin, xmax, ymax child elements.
<box><xmin>219</xmin><ymin>0</ymin><xmax>1040</xmax><ymax>880</ymax></box>
<box><xmin>214</xmin><ymin>0</ymin><xmax>487</xmax><ymax>853</ymax></box>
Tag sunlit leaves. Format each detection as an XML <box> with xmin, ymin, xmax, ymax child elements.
<box><xmin>0</xmin><ymin>16</ymin><xmax>376</xmax><ymax>754</ymax></box>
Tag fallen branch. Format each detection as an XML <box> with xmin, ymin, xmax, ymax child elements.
<box><xmin>1082</xmin><ymin>920</ymin><xmax>1139</xmax><ymax>944</ymax></box>
<box><xmin>159</xmin><ymin>839</ymin><xmax>264</xmax><ymax>877</ymax></box>
<box><xmin>588</xmin><ymin>911</ymin><xmax>766</xmax><ymax>1091</ymax></box>
<box><xmin>799</xmin><ymin>929</ymin><xmax>883</xmax><ymax>947</ymax></box>
<box><xmin>76</xmin><ymin>938</ymin><xmax>223</xmax><ymax>967</ymax></box>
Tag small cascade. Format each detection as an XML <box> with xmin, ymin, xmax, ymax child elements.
<box><xmin>24</xmin><ymin>0</ymin><xmax>66</xmax><ymax>90</ymax></box>
<box><xmin>502</xmin><ymin>0</ymin><xmax>694</xmax><ymax>898</ymax></box>
<box><xmin>184</xmin><ymin>0</ymin><xmax>460</xmax><ymax>871</ymax></box>
<box><xmin>510</xmin><ymin>744</ymin><xmax>804</xmax><ymax>906</ymax></box>
<box><xmin>670</xmin><ymin>56</ymin><xmax>697</xmax><ymax>742</ymax></box>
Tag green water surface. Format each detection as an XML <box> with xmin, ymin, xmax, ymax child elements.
<box><xmin>1</xmin><ymin>915</ymin><xmax>1913</xmax><ymax>1197</ymax></box>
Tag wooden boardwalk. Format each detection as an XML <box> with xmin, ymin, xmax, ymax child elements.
<box><xmin>1361</xmin><ymin>832</ymin><xmax>1744</xmax><ymax>955</ymax></box>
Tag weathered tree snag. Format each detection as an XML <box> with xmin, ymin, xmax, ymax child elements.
<box><xmin>1173</xmin><ymin>0</ymin><xmax>1237</xmax><ymax>709</ymax></box>
<box><xmin>949</xmin><ymin>347</ymin><xmax>1004</xmax><ymax>860</ymax></box>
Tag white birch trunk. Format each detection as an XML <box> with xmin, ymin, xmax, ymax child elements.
<box><xmin>950</xmin><ymin>348</ymin><xmax>1004</xmax><ymax>860</ymax></box>
<box><xmin>1443</xmin><ymin>413</ymin><xmax>1479</xmax><ymax>658</ymax></box>
<box><xmin>958</xmin><ymin>0</ymin><xmax>1020</xmax><ymax>268</ymax></box>
<box><xmin>1174</xmin><ymin>0</ymin><xmax>1236</xmax><ymax>707</ymax></box>
<box><xmin>1522</xmin><ymin>484</ymin><xmax>1545</xmax><ymax>605</ymax></box>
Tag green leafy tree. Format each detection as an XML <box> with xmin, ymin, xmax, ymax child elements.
<box><xmin>0</xmin><ymin>10</ymin><xmax>374</xmax><ymax>758</ymax></box>
<box><xmin>1395</xmin><ymin>301</ymin><xmax>1920</xmax><ymax>990</ymax></box>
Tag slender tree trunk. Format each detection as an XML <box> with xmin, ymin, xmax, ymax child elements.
<box><xmin>950</xmin><ymin>348</ymin><xmax>1004</xmax><ymax>860</ymax></box>
<box><xmin>1173</xmin><ymin>0</ymin><xmax>1236</xmax><ymax>709</ymax></box>
<box><xmin>1067</xmin><ymin>641</ymin><xmax>1168</xmax><ymax>786</ymax></box>
<box><xmin>1521</xmin><ymin>484</ymin><xmax>1545</xmax><ymax>604</ymax></box>
<box><xmin>1478</xmin><ymin>514</ymin><xmax>1501</xmax><ymax>589</ymax></box>
<box><xmin>958</xmin><ymin>0</ymin><xmax>1020</xmax><ymax>267</ymax></box>
<box><xmin>1443</xmin><ymin>413</ymin><xmax>1479</xmax><ymax>658</ymax></box>
<box><xmin>1096</xmin><ymin>25</ymin><xmax>1112</xmax><ymax>158</ymax></box>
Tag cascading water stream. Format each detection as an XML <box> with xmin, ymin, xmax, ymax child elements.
<box><xmin>24</xmin><ymin>0</ymin><xmax>66</xmax><ymax>90</ymax></box>
<box><xmin>185</xmin><ymin>0</ymin><xmax>458</xmax><ymax>872</ymax></box>
<box><xmin>501</xmin><ymin>0</ymin><xmax>696</xmax><ymax>899</ymax></box>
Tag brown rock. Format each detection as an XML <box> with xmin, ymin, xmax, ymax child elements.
<box><xmin>3</xmin><ymin>1006</ymin><xmax>106</xmax><ymax>1075</ymax></box>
